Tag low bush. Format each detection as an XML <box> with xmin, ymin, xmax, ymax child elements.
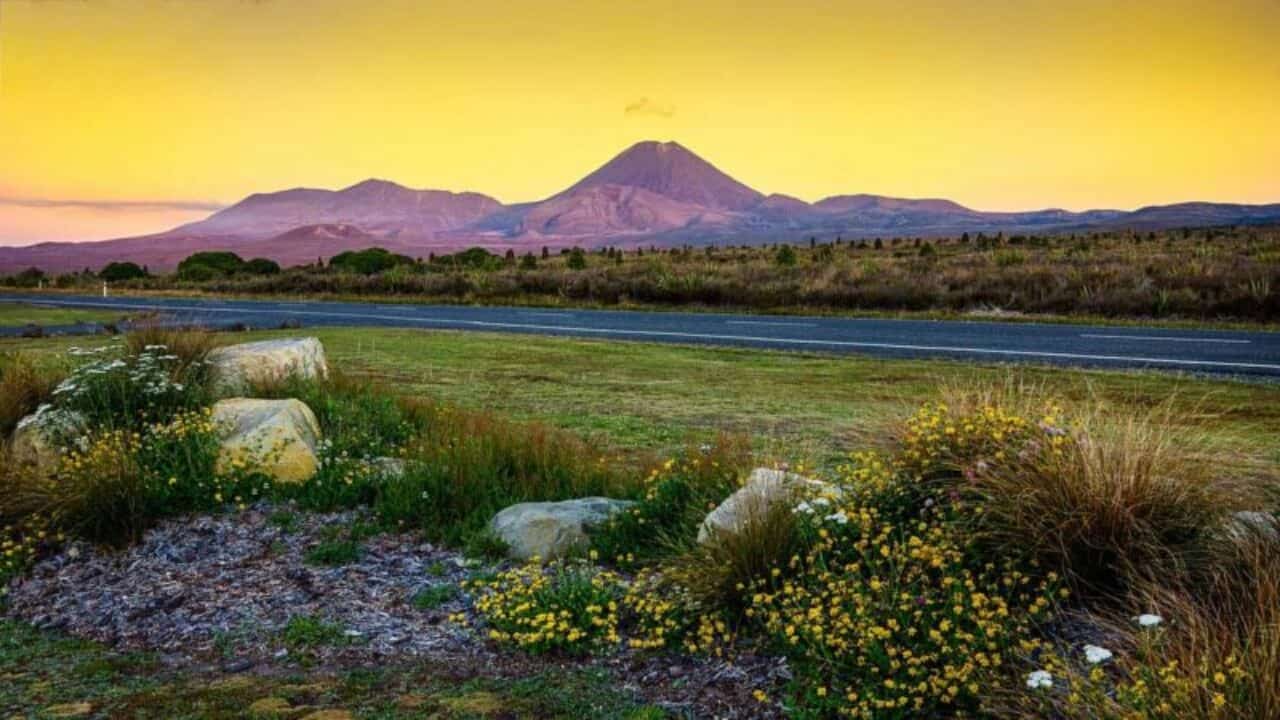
<box><xmin>591</xmin><ymin>436</ymin><xmax>750</xmax><ymax>567</ymax></box>
<box><xmin>744</xmin><ymin>450</ymin><xmax>1064</xmax><ymax>718</ymax></box>
<box><xmin>41</xmin><ymin>342</ymin><xmax>212</xmax><ymax>433</ymax></box>
<box><xmin>465</xmin><ymin>559</ymin><xmax>625</xmax><ymax>655</ymax></box>
<box><xmin>1</xmin><ymin>409</ymin><xmax>264</xmax><ymax>545</ymax></box>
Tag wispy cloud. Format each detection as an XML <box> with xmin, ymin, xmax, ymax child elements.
<box><xmin>624</xmin><ymin>97</ymin><xmax>676</xmax><ymax>119</ymax></box>
<box><xmin>0</xmin><ymin>196</ymin><xmax>226</xmax><ymax>213</ymax></box>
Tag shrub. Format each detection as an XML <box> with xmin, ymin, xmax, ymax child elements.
<box><xmin>42</xmin><ymin>343</ymin><xmax>210</xmax><ymax>433</ymax></box>
<box><xmin>661</xmin><ymin>489</ymin><xmax>802</xmax><ymax>614</ymax></box>
<box><xmin>98</xmin><ymin>261</ymin><xmax>148</xmax><ymax>282</ymax></box>
<box><xmin>746</xmin><ymin>451</ymin><xmax>1064</xmax><ymax>718</ymax></box>
<box><xmin>948</xmin><ymin>401</ymin><xmax>1264</xmax><ymax>598</ymax></box>
<box><xmin>466</xmin><ymin>559</ymin><xmax>624</xmax><ymax>655</ymax></box>
<box><xmin>329</xmin><ymin>247</ymin><xmax>414</xmax><ymax>275</ymax></box>
<box><xmin>1006</xmin><ymin>528</ymin><xmax>1280</xmax><ymax>719</ymax></box>
<box><xmin>0</xmin><ymin>408</ymin><xmax>259</xmax><ymax>545</ymax></box>
<box><xmin>243</xmin><ymin>257</ymin><xmax>281</xmax><ymax>275</ymax></box>
<box><xmin>591</xmin><ymin>437</ymin><xmax>750</xmax><ymax>567</ymax></box>
<box><xmin>775</xmin><ymin>245</ymin><xmax>797</xmax><ymax>267</ymax></box>
<box><xmin>266</xmin><ymin>374</ymin><xmax>418</xmax><ymax>511</ymax></box>
<box><xmin>124</xmin><ymin>326</ymin><xmax>219</xmax><ymax>377</ymax></box>
<box><xmin>177</xmin><ymin>251</ymin><xmax>245</xmax><ymax>280</ymax></box>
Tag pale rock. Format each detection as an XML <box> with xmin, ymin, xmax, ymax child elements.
<box><xmin>206</xmin><ymin>337</ymin><xmax>327</xmax><ymax>397</ymax></box>
<box><xmin>212</xmin><ymin>398</ymin><xmax>322</xmax><ymax>483</ymax></box>
<box><xmin>489</xmin><ymin>497</ymin><xmax>635</xmax><ymax>561</ymax></box>
<box><xmin>10</xmin><ymin>409</ymin><xmax>85</xmax><ymax>475</ymax></box>
<box><xmin>698</xmin><ymin>467</ymin><xmax>840</xmax><ymax>544</ymax></box>
<box><xmin>1222</xmin><ymin>510</ymin><xmax>1280</xmax><ymax>543</ymax></box>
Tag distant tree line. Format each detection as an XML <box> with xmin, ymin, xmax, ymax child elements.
<box><xmin>2</xmin><ymin>226</ymin><xmax>1277</xmax><ymax>321</ymax></box>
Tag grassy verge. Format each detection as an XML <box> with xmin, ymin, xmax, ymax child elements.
<box><xmin>5</xmin><ymin>326</ymin><xmax>1277</xmax><ymax>466</ymax></box>
<box><xmin>0</xmin><ymin>301</ymin><xmax>126</xmax><ymax>328</ymax></box>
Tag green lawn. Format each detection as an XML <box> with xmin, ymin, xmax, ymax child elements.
<box><xmin>6</xmin><ymin>326</ymin><xmax>1277</xmax><ymax>465</ymax></box>
<box><xmin>0</xmin><ymin>301</ymin><xmax>126</xmax><ymax>328</ymax></box>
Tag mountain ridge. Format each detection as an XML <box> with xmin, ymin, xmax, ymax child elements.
<box><xmin>3</xmin><ymin>140</ymin><xmax>1279</xmax><ymax>272</ymax></box>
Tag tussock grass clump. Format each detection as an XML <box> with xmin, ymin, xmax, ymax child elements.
<box><xmin>662</xmin><ymin>492</ymin><xmax>801</xmax><ymax>614</ymax></box>
<box><xmin>1001</xmin><ymin>528</ymin><xmax>1280</xmax><ymax>720</ymax></box>
<box><xmin>0</xmin><ymin>352</ymin><xmax>59</xmax><ymax>437</ymax></box>
<box><xmin>921</xmin><ymin>384</ymin><xmax>1272</xmax><ymax>598</ymax></box>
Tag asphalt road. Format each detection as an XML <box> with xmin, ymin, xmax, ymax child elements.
<box><xmin>2</xmin><ymin>293</ymin><xmax>1278</xmax><ymax>377</ymax></box>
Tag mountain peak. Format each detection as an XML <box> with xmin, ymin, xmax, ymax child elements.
<box><xmin>339</xmin><ymin>178</ymin><xmax>413</xmax><ymax>195</ymax></box>
<box><xmin>566</xmin><ymin>140</ymin><xmax>763</xmax><ymax>211</ymax></box>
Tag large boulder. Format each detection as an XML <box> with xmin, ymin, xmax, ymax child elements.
<box><xmin>212</xmin><ymin>398</ymin><xmax>322</xmax><ymax>483</ymax></box>
<box><xmin>698</xmin><ymin>467</ymin><xmax>840</xmax><ymax>544</ymax></box>
<box><xmin>489</xmin><ymin>497</ymin><xmax>636</xmax><ymax>561</ymax></box>
<box><xmin>10</xmin><ymin>407</ymin><xmax>86</xmax><ymax>475</ymax></box>
<box><xmin>206</xmin><ymin>337</ymin><xmax>327</xmax><ymax>397</ymax></box>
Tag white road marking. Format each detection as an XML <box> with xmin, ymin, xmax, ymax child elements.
<box><xmin>1080</xmin><ymin>334</ymin><xmax>1251</xmax><ymax>345</ymax></box>
<box><xmin>9</xmin><ymin>297</ymin><xmax>1280</xmax><ymax>372</ymax></box>
<box><xmin>517</xmin><ymin>311</ymin><xmax>575</xmax><ymax>318</ymax></box>
<box><xmin>726</xmin><ymin>320</ymin><xmax>819</xmax><ymax>328</ymax></box>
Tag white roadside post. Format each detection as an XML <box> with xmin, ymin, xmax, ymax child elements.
<box><xmin>103</xmin><ymin>281</ymin><xmax>109</xmax><ymax>298</ymax></box>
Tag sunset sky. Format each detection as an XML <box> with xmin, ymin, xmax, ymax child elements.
<box><xmin>1</xmin><ymin>0</ymin><xmax>1277</xmax><ymax>245</ymax></box>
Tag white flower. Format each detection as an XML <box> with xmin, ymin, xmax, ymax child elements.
<box><xmin>1026</xmin><ymin>670</ymin><xmax>1053</xmax><ymax>689</ymax></box>
<box><xmin>793</xmin><ymin>501</ymin><xmax>814</xmax><ymax>514</ymax></box>
<box><xmin>811</xmin><ymin>497</ymin><xmax>831</xmax><ymax>508</ymax></box>
<box><xmin>1135</xmin><ymin>613</ymin><xmax>1163</xmax><ymax>628</ymax></box>
<box><xmin>1083</xmin><ymin>644</ymin><xmax>1113</xmax><ymax>664</ymax></box>
<box><xmin>824</xmin><ymin>511</ymin><xmax>849</xmax><ymax>525</ymax></box>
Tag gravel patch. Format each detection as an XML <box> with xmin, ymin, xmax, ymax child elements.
<box><xmin>6</xmin><ymin>504</ymin><xmax>476</xmax><ymax>667</ymax></box>
<box><xmin>5</xmin><ymin>504</ymin><xmax>788</xmax><ymax>717</ymax></box>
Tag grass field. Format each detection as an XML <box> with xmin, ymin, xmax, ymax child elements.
<box><xmin>6</xmin><ymin>325</ymin><xmax>1277</xmax><ymax>465</ymax></box>
<box><xmin>0</xmin><ymin>301</ymin><xmax>125</xmax><ymax>328</ymax></box>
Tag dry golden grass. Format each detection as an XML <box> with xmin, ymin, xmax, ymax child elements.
<box><xmin>0</xmin><ymin>352</ymin><xmax>59</xmax><ymax>437</ymax></box>
<box><xmin>662</xmin><ymin>489</ymin><xmax>801</xmax><ymax>613</ymax></box>
<box><xmin>928</xmin><ymin>380</ymin><xmax>1273</xmax><ymax>599</ymax></box>
<box><xmin>123</xmin><ymin>324</ymin><xmax>221</xmax><ymax>375</ymax></box>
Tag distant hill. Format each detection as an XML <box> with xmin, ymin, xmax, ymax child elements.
<box><xmin>3</xmin><ymin>140</ymin><xmax>1279</xmax><ymax>273</ymax></box>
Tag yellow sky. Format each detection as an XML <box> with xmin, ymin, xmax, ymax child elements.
<box><xmin>1</xmin><ymin>0</ymin><xmax>1278</xmax><ymax>244</ymax></box>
